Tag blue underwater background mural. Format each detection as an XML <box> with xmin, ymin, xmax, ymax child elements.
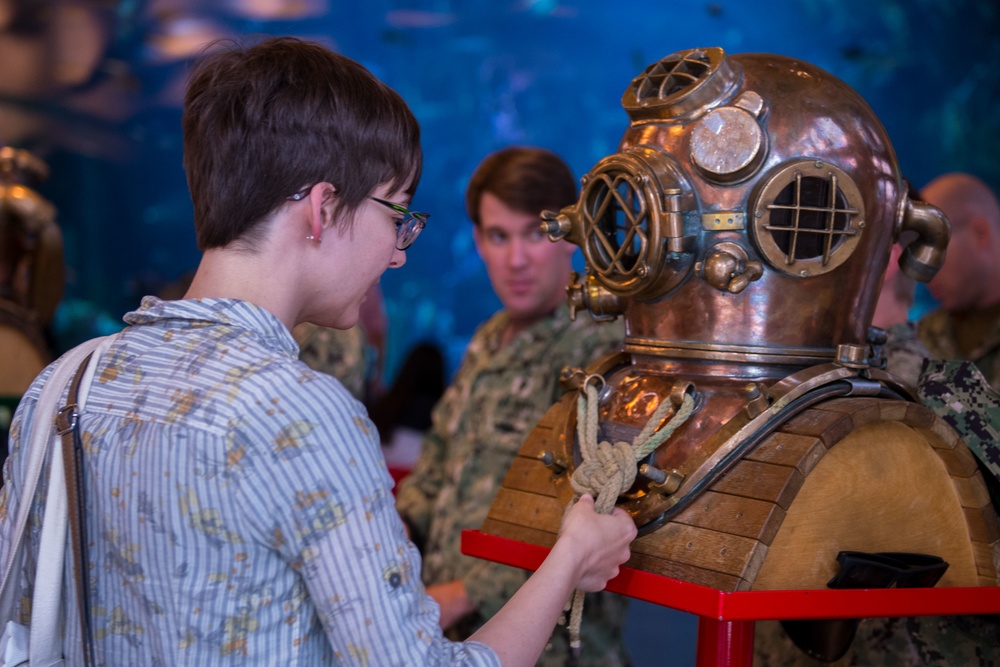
<box><xmin>1</xmin><ymin>1</ymin><xmax>998</xmax><ymax>664</ymax></box>
<box><xmin>3</xmin><ymin>0</ymin><xmax>996</xmax><ymax>384</ymax></box>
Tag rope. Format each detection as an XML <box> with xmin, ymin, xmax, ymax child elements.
<box><xmin>563</xmin><ymin>377</ymin><xmax>695</xmax><ymax>654</ymax></box>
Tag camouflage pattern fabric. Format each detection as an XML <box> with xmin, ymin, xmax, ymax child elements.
<box><xmin>919</xmin><ymin>358</ymin><xmax>1000</xmax><ymax>481</ymax></box>
<box><xmin>754</xmin><ymin>357</ymin><xmax>1000</xmax><ymax>666</ymax></box>
<box><xmin>293</xmin><ymin>322</ymin><xmax>369</xmax><ymax>401</ymax></box>
<box><xmin>882</xmin><ymin>321</ymin><xmax>931</xmax><ymax>389</ymax></box>
<box><xmin>917</xmin><ymin>307</ymin><xmax>1000</xmax><ymax>391</ymax></box>
<box><xmin>754</xmin><ymin>614</ymin><xmax>1000</xmax><ymax>667</ymax></box>
<box><xmin>396</xmin><ymin>304</ymin><xmax>631</xmax><ymax>667</ymax></box>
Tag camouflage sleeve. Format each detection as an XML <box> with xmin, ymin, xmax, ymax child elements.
<box><xmin>917</xmin><ymin>359</ymin><xmax>1000</xmax><ymax>481</ymax></box>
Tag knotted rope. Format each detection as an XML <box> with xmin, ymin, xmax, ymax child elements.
<box><xmin>563</xmin><ymin>376</ymin><xmax>695</xmax><ymax>654</ymax></box>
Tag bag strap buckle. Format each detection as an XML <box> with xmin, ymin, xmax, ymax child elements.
<box><xmin>55</xmin><ymin>403</ymin><xmax>79</xmax><ymax>436</ymax></box>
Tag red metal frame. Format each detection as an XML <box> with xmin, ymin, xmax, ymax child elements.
<box><xmin>462</xmin><ymin>530</ymin><xmax>1000</xmax><ymax>667</ymax></box>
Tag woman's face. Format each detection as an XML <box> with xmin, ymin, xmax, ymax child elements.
<box><xmin>313</xmin><ymin>182</ymin><xmax>409</xmax><ymax>330</ymax></box>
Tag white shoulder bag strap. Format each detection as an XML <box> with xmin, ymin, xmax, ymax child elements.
<box><xmin>0</xmin><ymin>335</ymin><xmax>112</xmax><ymax>665</ymax></box>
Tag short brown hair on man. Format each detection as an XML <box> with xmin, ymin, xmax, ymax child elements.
<box><xmin>183</xmin><ymin>36</ymin><xmax>422</xmax><ymax>250</ymax></box>
<box><xmin>465</xmin><ymin>146</ymin><xmax>577</xmax><ymax>225</ymax></box>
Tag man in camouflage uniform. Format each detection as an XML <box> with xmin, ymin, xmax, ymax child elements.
<box><xmin>396</xmin><ymin>147</ymin><xmax>631</xmax><ymax>666</ymax></box>
<box><xmin>917</xmin><ymin>173</ymin><xmax>1000</xmax><ymax>390</ymax></box>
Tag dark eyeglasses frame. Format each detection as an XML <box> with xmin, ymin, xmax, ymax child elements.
<box><xmin>286</xmin><ymin>186</ymin><xmax>427</xmax><ymax>250</ymax></box>
<box><xmin>370</xmin><ymin>196</ymin><xmax>428</xmax><ymax>250</ymax></box>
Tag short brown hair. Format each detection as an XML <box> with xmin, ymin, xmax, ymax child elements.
<box><xmin>465</xmin><ymin>146</ymin><xmax>577</xmax><ymax>226</ymax></box>
<box><xmin>183</xmin><ymin>36</ymin><xmax>422</xmax><ymax>250</ymax></box>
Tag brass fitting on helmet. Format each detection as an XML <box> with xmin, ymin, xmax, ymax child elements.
<box><xmin>897</xmin><ymin>197</ymin><xmax>950</xmax><ymax>283</ymax></box>
<box><xmin>566</xmin><ymin>272</ymin><xmax>625</xmax><ymax>321</ymax></box>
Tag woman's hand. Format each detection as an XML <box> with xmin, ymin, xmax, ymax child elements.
<box><xmin>553</xmin><ymin>493</ymin><xmax>636</xmax><ymax>591</ymax></box>
<box><xmin>468</xmin><ymin>493</ymin><xmax>636</xmax><ymax>666</ymax></box>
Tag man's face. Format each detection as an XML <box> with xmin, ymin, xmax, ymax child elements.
<box><xmin>473</xmin><ymin>191</ymin><xmax>576</xmax><ymax>324</ymax></box>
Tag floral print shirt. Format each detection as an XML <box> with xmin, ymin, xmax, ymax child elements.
<box><xmin>0</xmin><ymin>297</ymin><xmax>498</xmax><ymax>667</ymax></box>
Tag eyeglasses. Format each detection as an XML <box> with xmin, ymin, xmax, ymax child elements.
<box><xmin>370</xmin><ymin>196</ymin><xmax>428</xmax><ymax>250</ymax></box>
<box><xmin>286</xmin><ymin>186</ymin><xmax>427</xmax><ymax>250</ymax></box>
<box><xmin>286</xmin><ymin>186</ymin><xmax>312</xmax><ymax>201</ymax></box>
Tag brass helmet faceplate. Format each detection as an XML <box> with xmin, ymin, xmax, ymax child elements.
<box><xmin>550</xmin><ymin>48</ymin><xmax>948</xmax><ymax>375</ymax></box>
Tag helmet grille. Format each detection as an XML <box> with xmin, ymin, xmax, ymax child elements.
<box><xmin>766</xmin><ymin>175</ymin><xmax>858</xmax><ymax>263</ymax></box>
<box><xmin>585</xmin><ymin>171</ymin><xmax>648</xmax><ymax>277</ymax></box>
<box><xmin>633</xmin><ymin>50</ymin><xmax>715</xmax><ymax>104</ymax></box>
<box><xmin>753</xmin><ymin>161</ymin><xmax>865</xmax><ymax>277</ymax></box>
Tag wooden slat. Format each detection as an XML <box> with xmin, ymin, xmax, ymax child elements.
<box><xmin>972</xmin><ymin>539</ymin><xmax>1000</xmax><ymax>582</ymax></box>
<box><xmin>913</xmin><ymin>426</ymin><xmax>958</xmax><ymax>452</ymax></box>
<box><xmin>534</xmin><ymin>395</ymin><xmax>574</xmax><ymax>429</ymax></box>
<box><xmin>480</xmin><ymin>517</ymin><xmax>558</xmax><ymax>549</ymax></box>
<box><xmin>517</xmin><ymin>423</ymin><xmax>561</xmax><ymax>460</ymax></box>
<box><xmin>746</xmin><ymin>431</ymin><xmax>825</xmax><ymax>477</ymax></box>
<box><xmin>814</xmin><ymin>397</ymin><xmax>881</xmax><ymax>426</ymax></box>
<box><xmin>877</xmin><ymin>400</ymin><xmax>910</xmax><ymax>422</ymax></box>
<box><xmin>926</xmin><ymin>417</ymin><xmax>963</xmax><ymax>449</ymax></box>
<box><xmin>778</xmin><ymin>408</ymin><xmax>855</xmax><ymax>449</ymax></box>
<box><xmin>964</xmin><ymin>505</ymin><xmax>1000</xmax><ymax>545</ymax></box>
<box><xmin>503</xmin><ymin>456</ymin><xmax>559</xmax><ymax>496</ymax></box>
<box><xmin>631</xmin><ymin>521</ymin><xmax>765</xmax><ymax>584</ymax></box>
<box><xmin>624</xmin><ymin>550</ymin><xmax>749</xmax><ymax>591</ymax></box>
<box><xmin>934</xmin><ymin>442</ymin><xmax>981</xmax><ymax>477</ymax></box>
<box><xmin>486</xmin><ymin>486</ymin><xmax>565</xmax><ymax>533</ymax></box>
<box><xmin>672</xmin><ymin>489</ymin><xmax>786</xmax><ymax>545</ymax></box>
<box><xmin>902</xmin><ymin>401</ymin><xmax>937</xmax><ymax>429</ymax></box>
<box><xmin>712</xmin><ymin>459</ymin><xmax>804</xmax><ymax>509</ymax></box>
<box><xmin>952</xmin><ymin>471</ymin><xmax>992</xmax><ymax>509</ymax></box>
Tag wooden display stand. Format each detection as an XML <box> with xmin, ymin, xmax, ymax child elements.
<box><xmin>462</xmin><ymin>530</ymin><xmax>1000</xmax><ymax>667</ymax></box>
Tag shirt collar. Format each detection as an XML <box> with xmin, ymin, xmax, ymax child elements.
<box><xmin>124</xmin><ymin>296</ymin><xmax>300</xmax><ymax>358</ymax></box>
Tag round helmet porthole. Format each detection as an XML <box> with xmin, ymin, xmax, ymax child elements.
<box><xmin>752</xmin><ymin>160</ymin><xmax>865</xmax><ymax>277</ymax></box>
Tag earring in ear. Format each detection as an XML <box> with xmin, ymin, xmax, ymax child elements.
<box><xmin>306</xmin><ymin>234</ymin><xmax>322</xmax><ymax>243</ymax></box>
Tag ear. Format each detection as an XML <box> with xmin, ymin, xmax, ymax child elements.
<box><xmin>308</xmin><ymin>183</ymin><xmax>338</xmax><ymax>238</ymax></box>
